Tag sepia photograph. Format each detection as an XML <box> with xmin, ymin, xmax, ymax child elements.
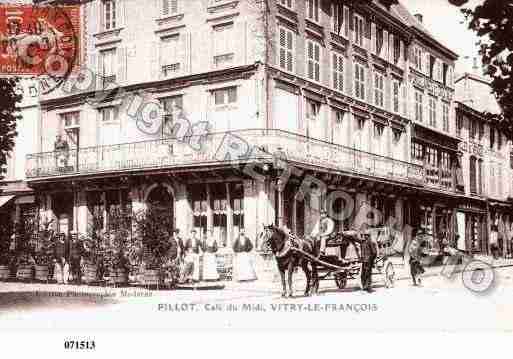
<box><xmin>0</xmin><ymin>0</ymin><xmax>512</xmax><ymax>355</ymax></box>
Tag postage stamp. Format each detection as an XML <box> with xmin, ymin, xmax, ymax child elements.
<box><xmin>0</xmin><ymin>4</ymin><xmax>80</xmax><ymax>93</ymax></box>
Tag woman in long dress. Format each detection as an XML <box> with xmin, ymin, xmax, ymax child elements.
<box><xmin>232</xmin><ymin>228</ymin><xmax>257</xmax><ymax>282</ymax></box>
<box><xmin>182</xmin><ymin>230</ymin><xmax>203</xmax><ymax>283</ymax></box>
<box><xmin>202</xmin><ymin>230</ymin><xmax>220</xmax><ymax>281</ymax></box>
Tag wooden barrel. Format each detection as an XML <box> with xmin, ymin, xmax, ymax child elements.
<box><xmin>0</xmin><ymin>265</ymin><xmax>10</xmax><ymax>281</ymax></box>
<box><xmin>82</xmin><ymin>264</ymin><xmax>98</xmax><ymax>284</ymax></box>
<box><xmin>110</xmin><ymin>268</ymin><xmax>128</xmax><ymax>285</ymax></box>
<box><xmin>144</xmin><ymin>269</ymin><xmax>162</xmax><ymax>286</ymax></box>
<box><xmin>16</xmin><ymin>265</ymin><xmax>33</xmax><ymax>281</ymax></box>
<box><xmin>34</xmin><ymin>265</ymin><xmax>49</xmax><ymax>282</ymax></box>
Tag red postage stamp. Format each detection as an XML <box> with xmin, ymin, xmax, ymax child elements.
<box><xmin>0</xmin><ymin>4</ymin><xmax>80</xmax><ymax>77</ymax></box>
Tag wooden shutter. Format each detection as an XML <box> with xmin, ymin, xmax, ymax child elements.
<box><xmin>382</xmin><ymin>30</ymin><xmax>388</xmax><ymax>60</ymax></box>
<box><xmin>117</xmin><ymin>46</ymin><xmax>127</xmax><ymax>83</ymax></box>
<box><xmin>371</xmin><ymin>22</ymin><xmax>376</xmax><ymax>54</ymax></box>
<box><xmin>343</xmin><ymin>6</ymin><xmax>349</xmax><ymax>38</ymax></box>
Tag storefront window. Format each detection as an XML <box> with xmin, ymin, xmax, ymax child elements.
<box><xmin>191</xmin><ymin>185</ymin><xmax>207</xmax><ymax>237</ymax></box>
<box><xmin>212</xmin><ymin>184</ymin><xmax>228</xmax><ymax>247</ymax></box>
<box><xmin>231</xmin><ymin>183</ymin><xmax>244</xmax><ymax>245</ymax></box>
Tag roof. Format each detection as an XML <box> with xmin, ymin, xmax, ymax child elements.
<box><xmin>386</xmin><ymin>1</ymin><xmax>459</xmax><ymax>60</ymax></box>
<box><xmin>454</xmin><ymin>72</ymin><xmax>501</xmax><ymax>115</ymax></box>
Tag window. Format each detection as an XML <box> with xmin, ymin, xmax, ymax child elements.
<box><xmin>470</xmin><ymin>119</ymin><xmax>477</xmax><ymax>140</ymax></box>
<box><xmin>428</xmin><ymin>96</ymin><xmax>436</xmax><ymax>127</ymax></box>
<box><xmin>415</xmin><ymin>90</ymin><xmax>423</xmax><ymax>123</ymax></box>
<box><xmin>374</xmin><ymin>122</ymin><xmax>384</xmax><ymax>138</ymax></box>
<box><xmin>306</xmin><ymin>0</ymin><xmax>320</xmax><ymax>23</ymax></box>
<box><xmin>413</xmin><ymin>47</ymin><xmax>422</xmax><ymax>71</ymax></box>
<box><xmin>306</xmin><ymin>40</ymin><xmax>321</xmax><ymax>82</ymax></box>
<box><xmin>161</xmin><ymin>96</ymin><xmax>183</xmax><ymax>138</ymax></box>
<box><xmin>354</xmin><ymin>14</ymin><xmax>364</xmax><ymax>47</ymax></box>
<box><xmin>332</xmin><ymin>1</ymin><xmax>343</xmax><ymax>34</ymax></box>
<box><xmin>100</xmin><ymin>48</ymin><xmax>116</xmax><ymax>85</ymax></box>
<box><xmin>162</xmin><ymin>0</ymin><xmax>178</xmax><ymax>16</ymax></box>
<box><xmin>354</xmin><ymin>62</ymin><xmax>365</xmax><ymax>100</ymax></box>
<box><xmin>469</xmin><ymin>156</ymin><xmax>477</xmax><ymax>194</ymax></box>
<box><xmin>332</xmin><ymin>52</ymin><xmax>344</xmax><ymax>92</ymax></box>
<box><xmin>61</xmin><ymin>112</ymin><xmax>80</xmax><ymax>129</ymax></box>
<box><xmin>101</xmin><ymin>106</ymin><xmax>118</xmax><ymax>123</ymax></box>
<box><xmin>279</xmin><ymin>0</ymin><xmax>294</xmax><ymax>10</ymax></box>
<box><xmin>161</xmin><ymin>34</ymin><xmax>181</xmax><ymax>76</ymax></box>
<box><xmin>102</xmin><ymin>0</ymin><xmax>117</xmax><ymax>31</ymax></box>
<box><xmin>213</xmin><ymin>23</ymin><xmax>234</xmax><ymax>68</ymax></box>
<box><xmin>374</xmin><ymin>71</ymin><xmax>384</xmax><ymax>108</ymax></box>
<box><xmin>478</xmin><ymin>122</ymin><xmax>484</xmax><ymax>141</ymax></box>
<box><xmin>306</xmin><ymin>99</ymin><xmax>320</xmax><ymax>121</ymax></box>
<box><xmin>213</xmin><ymin>87</ymin><xmax>237</xmax><ymax>106</ymax></box>
<box><xmin>375</xmin><ymin>27</ymin><xmax>383</xmax><ymax>56</ymax></box>
<box><xmin>393</xmin><ymin>36</ymin><xmax>400</xmax><ymax>64</ymax></box>
<box><xmin>456</xmin><ymin>113</ymin><xmax>463</xmax><ymax>137</ymax></box>
<box><xmin>392</xmin><ymin>80</ymin><xmax>400</xmax><ymax>113</ymax></box>
<box><xmin>442</xmin><ymin>102</ymin><xmax>449</xmax><ymax>132</ymax></box>
<box><xmin>279</xmin><ymin>27</ymin><xmax>294</xmax><ymax>73</ymax></box>
<box><xmin>305</xmin><ymin>98</ymin><xmax>322</xmax><ymax>139</ymax></box>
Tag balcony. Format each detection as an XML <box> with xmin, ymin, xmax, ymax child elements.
<box><xmin>26</xmin><ymin>129</ymin><xmax>425</xmax><ymax>186</ymax></box>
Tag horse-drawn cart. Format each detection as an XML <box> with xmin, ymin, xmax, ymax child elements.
<box><xmin>291</xmin><ymin>227</ymin><xmax>396</xmax><ymax>290</ymax></box>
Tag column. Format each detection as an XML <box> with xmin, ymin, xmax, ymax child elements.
<box><xmin>76</xmin><ymin>190</ymin><xmax>88</xmax><ymax>234</ymax></box>
<box><xmin>243</xmin><ymin>180</ymin><xmax>257</xmax><ymax>243</ymax></box>
<box><xmin>277</xmin><ymin>179</ymin><xmax>284</xmax><ymax>227</ymax></box>
<box><xmin>174</xmin><ymin>182</ymin><xmax>191</xmax><ymax>234</ymax></box>
<box><xmin>225</xmin><ymin>182</ymin><xmax>233</xmax><ymax>247</ymax></box>
<box><xmin>206</xmin><ymin>183</ymin><xmax>213</xmax><ymax>233</ymax></box>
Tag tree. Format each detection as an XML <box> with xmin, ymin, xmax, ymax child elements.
<box><xmin>448</xmin><ymin>0</ymin><xmax>513</xmax><ymax>134</ymax></box>
<box><xmin>0</xmin><ymin>78</ymin><xmax>22</xmax><ymax>178</ymax></box>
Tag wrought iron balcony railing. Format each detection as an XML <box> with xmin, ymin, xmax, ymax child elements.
<box><xmin>26</xmin><ymin>129</ymin><xmax>425</xmax><ymax>186</ymax></box>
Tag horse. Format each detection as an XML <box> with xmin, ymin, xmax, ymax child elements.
<box><xmin>261</xmin><ymin>225</ymin><xmax>318</xmax><ymax>297</ymax></box>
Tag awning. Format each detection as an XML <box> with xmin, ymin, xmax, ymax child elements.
<box><xmin>0</xmin><ymin>195</ymin><xmax>15</xmax><ymax>209</ymax></box>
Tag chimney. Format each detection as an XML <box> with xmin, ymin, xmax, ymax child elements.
<box><xmin>414</xmin><ymin>13</ymin><xmax>423</xmax><ymax>23</ymax></box>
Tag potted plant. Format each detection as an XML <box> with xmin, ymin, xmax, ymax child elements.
<box><xmin>133</xmin><ymin>207</ymin><xmax>174</xmax><ymax>288</ymax></box>
<box><xmin>81</xmin><ymin>211</ymin><xmax>104</xmax><ymax>285</ymax></box>
<box><xmin>0</xmin><ymin>221</ymin><xmax>13</xmax><ymax>280</ymax></box>
<box><xmin>104</xmin><ymin>207</ymin><xmax>132</xmax><ymax>286</ymax></box>
<box><xmin>33</xmin><ymin>219</ymin><xmax>54</xmax><ymax>282</ymax></box>
<box><xmin>14</xmin><ymin>219</ymin><xmax>36</xmax><ymax>282</ymax></box>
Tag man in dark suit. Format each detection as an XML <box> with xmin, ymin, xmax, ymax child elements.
<box><xmin>69</xmin><ymin>232</ymin><xmax>84</xmax><ymax>284</ymax></box>
<box><xmin>360</xmin><ymin>231</ymin><xmax>377</xmax><ymax>293</ymax></box>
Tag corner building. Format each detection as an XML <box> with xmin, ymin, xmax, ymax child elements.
<box><xmin>12</xmin><ymin>0</ymin><xmax>512</xmax><ymax>266</ymax></box>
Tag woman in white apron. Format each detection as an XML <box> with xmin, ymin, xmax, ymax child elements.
<box><xmin>232</xmin><ymin>228</ymin><xmax>257</xmax><ymax>282</ymax></box>
<box><xmin>183</xmin><ymin>230</ymin><xmax>202</xmax><ymax>283</ymax></box>
<box><xmin>202</xmin><ymin>230</ymin><xmax>220</xmax><ymax>281</ymax></box>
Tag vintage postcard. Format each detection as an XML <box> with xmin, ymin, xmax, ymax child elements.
<box><xmin>1</xmin><ymin>0</ymin><xmax>512</xmax><ymax>354</ymax></box>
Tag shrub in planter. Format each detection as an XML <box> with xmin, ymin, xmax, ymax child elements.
<box><xmin>33</xmin><ymin>220</ymin><xmax>54</xmax><ymax>282</ymax></box>
<box><xmin>14</xmin><ymin>219</ymin><xmax>37</xmax><ymax>281</ymax></box>
<box><xmin>133</xmin><ymin>207</ymin><xmax>175</xmax><ymax>286</ymax></box>
<box><xmin>104</xmin><ymin>208</ymin><xmax>132</xmax><ymax>286</ymax></box>
<box><xmin>0</xmin><ymin>222</ymin><xmax>13</xmax><ymax>280</ymax></box>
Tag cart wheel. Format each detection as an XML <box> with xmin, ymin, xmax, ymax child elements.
<box><xmin>384</xmin><ymin>261</ymin><xmax>395</xmax><ymax>288</ymax></box>
<box><xmin>335</xmin><ymin>272</ymin><xmax>348</xmax><ymax>289</ymax></box>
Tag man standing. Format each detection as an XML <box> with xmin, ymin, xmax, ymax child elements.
<box><xmin>360</xmin><ymin>231</ymin><xmax>377</xmax><ymax>293</ymax></box>
<box><xmin>54</xmin><ymin>134</ymin><xmax>70</xmax><ymax>169</ymax></box>
<box><xmin>69</xmin><ymin>232</ymin><xmax>84</xmax><ymax>284</ymax></box>
<box><xmin>311</xmin><ymin>210</ymin><xmax>335</xmax><ymax>258</ymax></box>
<box><xmin>53</xmin><ymin>233</ymin><xmax>70</xmax><ymax>284</ymax></box>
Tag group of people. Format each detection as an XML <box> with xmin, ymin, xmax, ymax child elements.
<box><xmin>168</xmin><ymin>228</ymin><xmax>258</xmax><ymax>284</ymax></box>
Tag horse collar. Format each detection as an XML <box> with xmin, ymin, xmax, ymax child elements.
<box><xmin>275</xmin><ymin>239</ymin><xmax>291</xmax><ymax>258</ymax></box>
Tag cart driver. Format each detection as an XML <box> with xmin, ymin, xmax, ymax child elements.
<box><xmin>311</xmin><ymin>209</ymin><xmax>335</xmax><ymax>258</ymax></box>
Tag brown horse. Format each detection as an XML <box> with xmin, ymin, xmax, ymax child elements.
<box><xmin>261</xmin><ymin>225</ymin><xmax>318</xmax><ymax>297</ymax></box>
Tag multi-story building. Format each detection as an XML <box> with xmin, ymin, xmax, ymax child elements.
<box><xmin>0</xmin><ymin>78</ymin><xmax>40</xmax><ymax>233</ymax></box>
<box><xmin>455</xmin><ymin>72</ymin><xmax>513</xmax><ymax>255</ymax></box>
<box><xmin>1</xmin><ymin>0</ymin><xmax>509</xmax><ymax>262</ymax></box>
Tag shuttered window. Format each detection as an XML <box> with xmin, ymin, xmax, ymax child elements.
<box><xmin>213</xmin><ymin>23</ymin><xmax>234</xmax><ymax>68</ymax></box>
<box><xmin>374</xmin><ymin>71</ymin><xmax>384</xmax><ymax>108</ymax></box>
<box><xmin>442</xmin><ymin>102</ymin><xmax>449</xmax><ymax>132</ymax></box>
<box><xmin>415</xmin><ymin>90</ymin><xmax>423</xmax><ymax>123</ymax></box>
<box><xmin>161</xmin><ymin>34</ymin><xmax>181</xmax><ymax>76</ymax></box>
<box><xmin>429</xmin><ymin>96</ymin><xmax>437</xmax><ymax>127</ymax></box>
<box><xmin>354</xmin><ymin>13</ymin><xmax>364</xmax><ymax>47</ymax></box>
<box><xmin>332</xmin><ymin>2</ymin><xmax>343</xmax><ymax>34</ymax></box>
<box><xmin>306</xmin><ymin>0</ymin><xmax>319</xmax><ymax>23</ymax></box>
<box><xmin>306</xmin><ymin>40</ymin><xmax>321</xmax><ymax>82</ymax></box>
<box><xmin>332</xmin><ymin>52</ymin><xmax>344</xmax><ymax>92</ymax></box>
<box><xmin>354</xmin><ymin>62</ymin><xmax>365</xmax><ymax>100</ymax></box>
<box><xmin>392</xmin><ymin>79</ymin><xmax>400</xmax><ymax>113</ymax></box>
<box><xmin>103</xmin><ymin>0</ymin><xmax>117</xmax><ymax>30</ymax></box>
<box><xmin>279</xmin><ymin>0</ymin><xmax>294</xmax><ymax>9</ymax></box>
<box><xmin>279</xmin><ymin>27</ymin><xmax>294</xmax><ymax>73</ymax></box>
<box><xmin>162</xmin><ymin>0</ymin><xmax>178</xmax><ymax>16</ymax></box>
